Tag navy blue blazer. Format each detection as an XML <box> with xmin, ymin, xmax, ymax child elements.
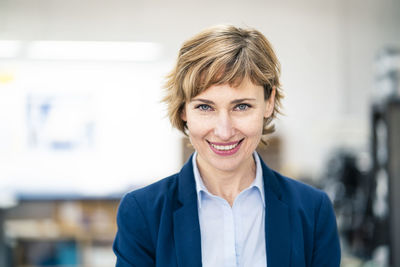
<box><xmin>113</xmin><ymin>155</ymin><xmax>341</xmax><ymax>267</ymax></box>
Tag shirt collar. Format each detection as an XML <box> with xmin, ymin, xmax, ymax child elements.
<box><xmin>192</xmin><ymin>151</ymin><xmax>265</xmax><ymax>209</ymax></box>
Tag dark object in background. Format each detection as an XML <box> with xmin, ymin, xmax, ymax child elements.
<box><xmin>371</xmin><ymin>98</ymin><xmax>400</xmax><ymax>267</ymax></box>
<box><xmin>321</xmin><ymin>97</ymin><xmax>400</xmax><ymax>266</ymax></box>
<box><xmin>320</xmin><ymin>150</ymin><xmax>375</xmax><ymax>259</ymax></box>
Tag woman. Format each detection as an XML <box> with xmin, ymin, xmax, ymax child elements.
<box><xmin>113</xmin><ymin>25</ymin><xmax>341</xmax><ymax>267</ymax></box>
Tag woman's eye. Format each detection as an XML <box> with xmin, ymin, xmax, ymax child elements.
<box><xmin>235</xmin><ymin>104</ymin><xmax>250</xmax><ymax>111</ymax></box>
<box><xmin>197</xmin><ymin>104</ymin><xmax>213</xmax><ymax>111</ymax></box>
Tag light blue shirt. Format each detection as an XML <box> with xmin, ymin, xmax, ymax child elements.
<box><xmin>192</xmin><ymin>152</ymin><xmax>267</xmax><ymax>267</ymax></box>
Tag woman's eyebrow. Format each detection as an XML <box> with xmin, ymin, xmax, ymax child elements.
<box><xmin>191</xmin><ymin>98</ymin><xmax>214</xmax><ymax>104</ymax></box>
<box><xmin>191</xmin><ymin>98</ymin><xmax>256</xmax><ymax>104</ymax></box>
<box><xmin>230</xmin><ymin>98</ymin><xmax>256</xmax><ymax>104</ymax></box>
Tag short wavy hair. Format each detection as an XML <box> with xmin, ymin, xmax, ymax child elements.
<box><xmin>163</xmin><ymin>25</ymin><xmax>283</xmax><ymax>139</ymax></box>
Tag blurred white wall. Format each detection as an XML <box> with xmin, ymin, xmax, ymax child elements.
<box><xmin>0</xmin><ymin>0</ymin><xmax>399</xmax><ymax>194</ymax></box>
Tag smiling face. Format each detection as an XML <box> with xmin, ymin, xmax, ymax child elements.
<box><xmin>181</xmin><ymin>78</ymin><xmax>275</xmax><ymax>175</ymax></box>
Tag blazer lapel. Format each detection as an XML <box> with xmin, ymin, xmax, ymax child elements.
<box><xmin>173</xmin><ymin>156</ymin><xmax>202</xmax><ymax>267</ymax></box>
<box><xmin>261</xmin><ymin>158</ymin><xmax>291</xmax><ymax>267</ymax></box>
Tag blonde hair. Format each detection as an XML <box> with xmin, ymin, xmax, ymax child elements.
<box><xmin>163</xmin><ymin>24</ymin><xmax>283</xmax><ymax>138</ymax></box>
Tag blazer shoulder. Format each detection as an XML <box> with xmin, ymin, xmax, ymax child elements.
<box><xmin>270</xmin><ymin>170</ymin><xmax>341</xmax><ymax>264</ymax></box>
<box><xmin>260</xmin><ymin>155</ymin><xmax>327</xmax><ymax>206</ymax></box>
<box><xmin>124</xmin><ymin>172</ymin><xmax>180</xmax><ymax>208</ymax></box>
<box><xmin>271</xmin><ymin>170</ymin><xmax>330</xmax><ymax>210</ymax></box>
<box><xmin>114</xmin><ymin>173</ymin><xmax>180</xmax><ymax>266</ymax></box>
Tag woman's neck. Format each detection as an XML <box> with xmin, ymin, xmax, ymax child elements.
<box><xmin>196</xmin><ymin>155</ymin><xmax>256</xmax><ymax>206</ymax></box>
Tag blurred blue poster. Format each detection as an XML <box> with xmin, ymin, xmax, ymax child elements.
<box><xmin>26</xmin><ymin>93</ymin><xmax>95</xmax><ymax>151</ymax></box>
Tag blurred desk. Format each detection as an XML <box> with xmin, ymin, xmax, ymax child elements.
<box><xmin>4</xmin><ymin>193</ymin><xmax>123</xmax><ymax>267</ymax></box>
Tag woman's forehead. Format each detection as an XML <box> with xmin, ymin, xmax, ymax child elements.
<box><xmin>191</xmin><ymin>80</ymin><xmax>264</xmax><ymax>101</ymax></box>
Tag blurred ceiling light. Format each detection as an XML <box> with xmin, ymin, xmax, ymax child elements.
<box><xmin>26</xmin><ymin>41</ymin><xmax>163</xmax><ymax>61</ymax></box>
<box><xmin>0</xmin><ymin>40</ymin><xmax>22</xmax><ymax>58</ymax></box>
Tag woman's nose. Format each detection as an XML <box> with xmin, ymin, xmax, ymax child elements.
<box><xmin>214</xmin><ymin>112</ymin><xmax>235</xmax><ymax>140</ymax></box>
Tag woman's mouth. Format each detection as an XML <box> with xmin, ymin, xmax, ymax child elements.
<box><xmin>207</xmin><ymin>139</ymin><xmax>244</xmax><ymax>156</ymax></box>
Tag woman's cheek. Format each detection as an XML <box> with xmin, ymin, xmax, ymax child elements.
<box><xmin>187</xmin><ymin>122</ymin><xmax>209</xmax><ymax>139</ymax></box>
<box><xmin>236</xmin><ymin>116</ymin><xmax>264</xmax><ymax>136</ymax></box>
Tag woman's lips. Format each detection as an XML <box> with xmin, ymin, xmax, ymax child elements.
<box><xmin>207</xmin><ymin>139</ymin><xmax>244</xmax><ymax>156</ymax></box>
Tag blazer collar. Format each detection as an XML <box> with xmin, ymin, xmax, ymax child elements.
<box><xmin>260</xmin><ymin>158</ymin><xmax>292</xmax><ymax>267</ymax></box>
<box><xmin>173</xmin><ymin>154</ymin><xmax>291</xmax><ymax>267</ymax></box>
<box><xmin>173</xmin><ymin>155</ymin><xmax>202</xmax><ymax>267</ymax></box>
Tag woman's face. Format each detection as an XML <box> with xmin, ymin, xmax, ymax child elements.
<box><xmin>181</xmin><ymin>79</ymin><xmax>275</xmax><ymax>175</ymax></box>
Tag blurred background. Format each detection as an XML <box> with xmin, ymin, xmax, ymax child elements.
<box><xmin>0</xmin><ymin>0</ymin><xmax>399</xmax><ymax>266</ymax></box>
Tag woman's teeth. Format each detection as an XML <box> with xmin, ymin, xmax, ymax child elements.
<box><xmin>210</xmin><ymin>142</ymin><xmax>239</xmax><ymax>151</ymax></box>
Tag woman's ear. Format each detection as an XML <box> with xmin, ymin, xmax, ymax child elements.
<box><xmin>264</xmin><ymin>86</ymin><xmax>276</xmax><ymax>118</ymax></box>
<box><xmin>180</xmin><ymin>106</ymin><xmax>187</xmax><ymax>122</ymax></box>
